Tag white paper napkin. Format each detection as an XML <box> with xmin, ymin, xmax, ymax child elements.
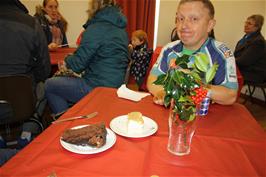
<box><xmin>117</xmin><ymin>84</ymin><xmax>150</xmax><ymax>102</ymax></box>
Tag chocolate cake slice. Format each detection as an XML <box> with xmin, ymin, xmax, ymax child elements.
<box><xmin>61</xmin><ymin>123</ymin><xmax>107</xmax><ymax>148</ymax></box>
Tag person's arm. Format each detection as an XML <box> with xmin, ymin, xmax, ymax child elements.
<box><xmin>208</xmin><ymin>85</ymin><xmax>237</xmax><ymax>105</ymax></box>
<box><xmin>147</xmin><ymin>73</ymin><xmax>238</xmax><ymax>106</ymax></box>
<box><xmin>65</xmin><ymin>27</ymin><xmax>98</xmax><ymax>73</ymax></box>
<box><xmin>236</xmin><ymin>39</ymin><xmax>264</xmax><ymax>67</ymax></box>
<box><xmin>147</xmin><ymin>74</ymin><xmax>165</xmax><ymax>105</ymax></box>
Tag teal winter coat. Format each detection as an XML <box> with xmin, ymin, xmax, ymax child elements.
<box><xmin>65</xmin><ymin>6</ymin><xmax>128</xmax><ymax>88</ymax></box>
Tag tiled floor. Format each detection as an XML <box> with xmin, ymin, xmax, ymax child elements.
<box><xmin>238</xmin><ymin>96</ymin><xmax>266</xmax><ymax>131</ymax></box>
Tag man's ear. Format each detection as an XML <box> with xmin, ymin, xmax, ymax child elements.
<box><xmin>207</xmin><ymin>19</ymin><xmax>216</xmax><ymax>33</ymax></box>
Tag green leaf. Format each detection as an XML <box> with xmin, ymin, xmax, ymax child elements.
<box><xmin>194</xmin><ymin>53</ymin><xmax>209</xmax><ymax>72</ymax></box>
<box><xmin>189</xmin><ymin>71</ymin><xmax>201</xmax><ymax>83</ymax></box>
<box><xmin>179</xmin><ymin>63</ymin><xmax>188</xmax><ymax>69</ymax></box>
<box><xmin>179</xmin><ymin>106</ymin><xmax>194</xmax><ymax>121</ymax></box>
<box><xmin>153</xmin><ymin>74</ymin><xmax>167</xmax><ymax>85</ymax></box>
<box><xmin>164</xmin><ymin>95</ymin><xmax>172</xmax><ymax>107</ymax></box>
<box><xmin>171</xmin><ymin>89</ymin><xmax>180</xmax><ymax>100</ymax></box>
<box><xmin>175</xmin><ymin>54</ymin><xmax>190</xmax><ymax>66</ymax></box>
<box><xmin>205</xmin><ymin>63</ymin><xmax>219</xmax><ymax>83</ymax></box>
<box><xmin>188</xmin><ymin>106</ymin><xmax>196</xmax><ymax>121</ymax></box>
<box><xmin>178</xmin><ymin>95</ymin><xmax>187</xmax><ymax>102</ymax></box>
<box><xmin>172</xmin><ymin>70</ymin><xmax>182</xmax><ymax>84</ymax></box>
<box><xmin>165</xmin><ymin>76</ymin><xmax>174</xmax><ymax>95</ymax></box>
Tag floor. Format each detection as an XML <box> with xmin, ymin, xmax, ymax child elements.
<box><xmin>238</xmin><ymin>95</ymin><xmax>266</xmax><ymax>131</ymax></box>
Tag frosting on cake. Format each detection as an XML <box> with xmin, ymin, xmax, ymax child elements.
<box><xmin>127</xmin><ymin>112</ymin><xmax>144</xmax><ymax>134</ymax></box>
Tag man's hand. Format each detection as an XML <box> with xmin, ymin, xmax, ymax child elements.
<box><xmin>153</xmin><ymin>90</ymin><xmax>165</xmax><ymax>105</ymax></box>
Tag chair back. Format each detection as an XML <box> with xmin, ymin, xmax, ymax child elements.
<box><xmin>0</xmin><ymin>75</ymin><xmax>36</xmax><ymax>124</ymax></box>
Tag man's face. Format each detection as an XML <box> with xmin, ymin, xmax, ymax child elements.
<box><xmin>176</xmin><ymin>1</ymin><xmax>215</xmax><ymax>50</ymax></box>
<box><xmin>244</xmin><ymin>19</ymin><xmax>258</xmax><ymax>34</ymax></box>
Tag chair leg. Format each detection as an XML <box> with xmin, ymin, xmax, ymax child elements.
<box><xmin>260</xmin><ymin>86</ymin><xmax>266</xmax><ymax>104</ymax></box>
<box><xmin>247</xmin><ymin>84</ymin><xmax>256</xmax><ymax>103</ymax></box>
<box><xmin>243</xmin><ymin>88</ymin><xmax>248</xmax><ymax>104</ymax></box>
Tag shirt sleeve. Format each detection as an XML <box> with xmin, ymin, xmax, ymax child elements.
<box><xmin>215</xmin><ymin>43</ymin><xmax>238</xmax><ymax>90</ymax></box>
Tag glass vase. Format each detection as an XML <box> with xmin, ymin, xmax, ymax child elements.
<box><xmin>167</xmin><ymin>102</ymin><xmax>199</xmax><ymax>156</ymax></box>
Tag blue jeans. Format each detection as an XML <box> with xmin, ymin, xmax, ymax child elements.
<box><xmin>45</xmin><ymin>77</ymin><xmax>93</xmax><ymax>115</ymax></box>
<box><xmin>0</xmin><ymin>148</ymin><xmax>19</xmax><ymax>166</ymax></box>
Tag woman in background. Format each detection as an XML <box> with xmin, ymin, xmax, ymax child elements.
<box><xmin>234</xmin><ymin>14</ymin><xmax>266</xmax><ymax>83</ymax></box>
<box><xmin>45</xmin><ymin>0</ymin><xmax>128</xmax><ymax>117</ymax></box>
<box><xmin>35</xmin><ymin>0</ymin><xmax>68</xmax><ymax>51</ymax></box>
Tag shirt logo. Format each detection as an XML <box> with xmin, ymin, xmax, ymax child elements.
<box><xmin>218</xmin><ymin>44</ymin><xmax>233</xmax><ymax>58</ymax></box>
<box><xmin>226</xmin><ymin>57</ymin><xmax>237</xmax><ymax>82</ymax></box>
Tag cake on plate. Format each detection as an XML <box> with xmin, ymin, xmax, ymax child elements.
<box><xmin>127</xmin><ymin>112</ymin><xmax>144</xmax><ymax>134</ymax></box>
<box><xmin>61</xmin><ymin>123</ymin><xmax>107</xmax><ymax>148</ymax></box>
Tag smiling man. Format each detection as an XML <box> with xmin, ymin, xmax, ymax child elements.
<box><xmin>147</xmin><ymin>0</ymin><xmax>238</xmax><ymax>106</ymax></box>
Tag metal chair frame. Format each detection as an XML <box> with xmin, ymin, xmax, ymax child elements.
<box><xmin>244</xmin><ymin>82</ymin><xmax>266</xmax><ymax>104</ymax></box>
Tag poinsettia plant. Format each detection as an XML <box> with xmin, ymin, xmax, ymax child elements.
<box><xmin>154</xmin><ymin>52</ymin><xmax>218</xmax><ymax>122</ymax></box>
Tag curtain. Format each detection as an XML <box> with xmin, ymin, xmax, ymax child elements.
<box><xmin>116</xmin><ymin>0</ymin><xmax>156</xmax><ymax>48</ymax></box>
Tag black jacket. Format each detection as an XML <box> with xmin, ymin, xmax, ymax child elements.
<box><xmin>234</xmin><ymin>31</ymin><xmax>266</xmax><ymax>83</ymax></box>
<box><xmin>0</xmin><ymin>3</ymin><xmax>51</xmax><ymax>85</ymax></box>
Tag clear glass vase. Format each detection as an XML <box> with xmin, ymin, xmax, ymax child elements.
<box><xmin>167</xmin><ymin>102</ymin><xmax>199</xmax><ymax>156</ymax></box>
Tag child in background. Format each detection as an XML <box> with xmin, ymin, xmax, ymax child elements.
<box><xmin>128</xmin><ymin>30</ymin><xmax>153</xmax><ymax>89</ymax></box>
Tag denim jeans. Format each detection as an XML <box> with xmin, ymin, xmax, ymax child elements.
<box><xmin>45</xmin><ymin>77</ymin><xmax>93</xmax><ymax>115</ymax></box>
<box><xmin>0</xmin><ymin>148</ymin><xmax>19</xmax><ymax>166</ymax></box>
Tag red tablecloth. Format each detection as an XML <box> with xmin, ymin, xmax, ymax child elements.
<box><xmin>49</xmin><ymin>48</ymin><xmax>76</xmax><ymax>65</ymax></box>
<box><xmin>1</xmin><ymin>87</ymin><xmax>265</xmax><ymax>177</ymax></box>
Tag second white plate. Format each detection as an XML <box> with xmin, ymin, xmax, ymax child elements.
<box><xmin>110</xmin><ymin>115</ymin><xmax>158</xmax><ymax>138</ymax></box>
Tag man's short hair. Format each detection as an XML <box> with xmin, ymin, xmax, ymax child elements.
<box><xmin>248</xmin><ymin>14</ymin><xmax>264</xmax><ymax>31</ymax></box>
<box><xmin>178</xmin><ymin>0</ymin><xmax>215</xmax><ymax>19</ymax></box>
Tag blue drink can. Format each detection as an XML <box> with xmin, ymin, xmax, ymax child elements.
<box><xmin>197</xmin><ymin>97</ymin><xmax>211</xmax><ymax>116</ymax></box>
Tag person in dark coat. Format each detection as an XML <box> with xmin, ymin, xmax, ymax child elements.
<box><xmin>0</xmin><ymin>0</ymin><xmax>51</xmax><ymax>86</ymax></box>
<box><xmin>234</xmin><ymin>14</ymin><xmax>266</xmax><ymax>83</ymax></box>
<box><xmin>0</xmin><ymin>0</ymin><xmax>51</xmax><ymax>165</ymax></box>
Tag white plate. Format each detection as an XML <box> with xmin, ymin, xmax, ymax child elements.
<box><xmin>60</xmin><ymin>125</ymin><xmax>116</xmax><ymax>154</ymax></box>
<box><xmin>110</xmin><ymin>115</ymin><xmax>158</xmax><ymax>138</ymax></box>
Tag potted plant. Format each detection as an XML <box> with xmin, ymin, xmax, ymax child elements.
<box><xmin>154</xmin><ymin>52</ymin><xmax>218</xmax><ymax>155</ymax></box>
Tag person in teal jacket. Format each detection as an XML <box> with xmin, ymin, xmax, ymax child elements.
<box><xmin>45</xmin><ymin>0</ymin><xmax>128</xmax><ymax>116</ymax></box>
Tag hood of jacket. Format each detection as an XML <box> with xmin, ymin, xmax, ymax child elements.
<box><xmin>83</xmin><ymin>6</ymin><xmax>127</xmax><ymax>29</ymax></box>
